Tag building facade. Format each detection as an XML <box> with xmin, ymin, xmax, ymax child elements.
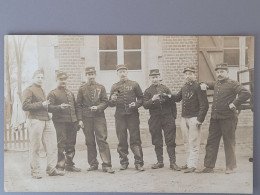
<box><xmin>37</xmin><ymin>35</ymin><xmax>254</xmax><ymax>144</ymax></box>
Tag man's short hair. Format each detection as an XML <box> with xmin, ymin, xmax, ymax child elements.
<box><xmin>32</xmin><ymin>69</ymin><xmax>44</xmax><ymax>78</ymax></box>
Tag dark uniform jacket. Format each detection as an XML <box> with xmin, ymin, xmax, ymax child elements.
<box><xmin>109</xmin><ymin>79</ymin><xmax>143</xmax><ymax>116</ymax></box>
<box><xmin>47</xmin><ymin>86</ymin><xmax>78</xmax><ymax>123</ymax></box>
<box><xmin>172</xmin><ymin>81</ymin><xmax>209</xmax><ymax>123</ymax></box>
<box><xmin>143</xmin><ymin>84</ymin><xmax>177</xmax><ymax>118</ymax></box>
<box><xmin>76</xmin><ymin>81</ymin><xmax>108</xmax><ymax>119</ymax></box>
<box><xmin>22</xmin><ymin>83</ymin><xmax>50</xmax><ymax>121</ymax></box>
<box><xmin>207</xmin><ymin>78</ymin><xmax>251</xmax><ymax>119</ymax></box>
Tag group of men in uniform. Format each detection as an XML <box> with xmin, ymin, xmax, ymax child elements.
<box><xmin>22</xmin><ymin>63</ymin><xmax>251</xmax><ymax>179</ymax></box>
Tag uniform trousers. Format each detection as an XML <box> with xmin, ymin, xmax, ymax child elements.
<box><xmin>148</xmin><ymin>114</ymin><xmax>177</xmax><ymax>164</ymax></box>
<box><xmin>82</xmin><ymin>117</ymin><xmax>112</xmax><ymax>168</ymax></box>
<box><xmin>115</xmin><ymin>112</ymin><xmax>144</xmax><ymax>166</ymax></box>
<box><xmin>53</xmin><ymin>121</ymin><xmax>77</xmax><ymax>169</ymax></box>
<box><xmin>204</xmin><ymin>116</ymin><xmax>238</xmax><ymax>169</ymax></box>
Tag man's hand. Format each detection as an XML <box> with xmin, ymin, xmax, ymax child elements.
<box><xmin>42</xmin><ymin>100</ymin><xmax>50</xmax><ymax>109</ymax></box>
<box><xmin>152</xmin><ymin>94</ymin><xmax>161</xmax><ymax>101</ymax></box>
<box><xmin>60</xmin><ymin>103</ymin><xmax>71</xmax><ymax>109</ymax></box>
<box><xmin>200</xmin><ymin>83</ymin><xmax>208</xmax><ymax>91</ymax></box>
<box><xmin>196</xmin><ymin>120</ymin><xmax>202</xmax><ymax>128</ymax></box>
<box><xmin>229</xmin><ymin>103</ymin><xmax>236</xmax><ymax>111</ymax></box>
<box><xmin>90</xmin><ymin>106</ymin><xmax>98</xmax><ymax>111</ymax></box>
<box><xmin>78</xmin><ymin>120</ymin><xmax>84</xmax><ymax>129</ymax></box>
<box><xmin>162</xmin><ymin>93</ymin><xmax>171</xmax><ymax>100</ymax></box>
<box><xmin>163</xmin><ymin>93</ymin><xmax>171</xmax><ymax>98</ymax></box>
<box><xmin>111</xmin><ymin>94</ymin><xmax>117</xmax><ymax>101</ymax></box>
<box><xmin>129</xmin><ymin>102</ymin><xmax>136</xmax><ymax>108</ymax></box>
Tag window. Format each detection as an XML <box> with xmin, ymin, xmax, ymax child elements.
<box><xmin>99</xmin><ymin>35</ymin><xmax>142</xmax><ymax>70</ymax></box>
<box><xmin>99</xmin><ymin>35</ymin><xmax>117</xmax><ymax>70</ymax></box>
<box><xmin>224</xmin><ymin>36</ymin><xmax>249</xmax><ymax>67</ymax></box>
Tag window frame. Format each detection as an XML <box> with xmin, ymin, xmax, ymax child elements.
<box><xmin>98</xmin><ymin>35</ymin><xmax>144</xmax><ymax>72</ymax></box>
<box><xmin>223</xmin><ymin>36</ymin><xmax>248</xmax><ymax>67</ymax></box>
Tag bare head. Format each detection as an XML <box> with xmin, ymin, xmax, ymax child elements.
<box><xmin>32</xmin><ymin>69</ymin><xmax>44</xmax><ymax>86</ymax></box>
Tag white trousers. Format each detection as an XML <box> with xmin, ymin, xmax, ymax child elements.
<box><xmin>181</xmin><ymin>117</ymin><xmax>201</xmax><ymax>168</ymax></box>
<box><xmin>28</xmin><ymin>119</ymin><xmax>58</xmax><ymax>175</ymax></box>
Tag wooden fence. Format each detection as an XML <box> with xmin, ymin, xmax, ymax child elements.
<box><xmin>4</xmin><ymin>123</ymin><xmax>29</xmax><ymax>151</ymax></box>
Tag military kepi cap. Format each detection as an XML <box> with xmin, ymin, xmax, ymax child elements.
<box><xmin>85</xmin><ymin>67</ymin><xmax>96</xmax><ymax>74</ymax></box>
<box><xmin>56</xmin><ymin>70</ymin><xmax>68</xmax><ymax>79</ymax></box>
<box><xmin>215</xmin><ymin>63</ymin><xmax>228</xmax><ymax>71</ymax></box>
<box><xmin>149</xmin><ymin>69</ymin><xmax>160</xmax><ymax>76</ymax></box>
<box><xmin>116</xmin><ymin>64</ymin><xmax>128</xmax><ymax>71</ymax></box>
<box><xmin>183</xmin><ymin>66</ymin><xmax>196</xmax><ymax>73</ymax></box>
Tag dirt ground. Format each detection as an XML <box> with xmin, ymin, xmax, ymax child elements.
<box><xmin>4</xmin><ymin>141</ymin><xmax>253</xmax><ymax>193</ymax></box>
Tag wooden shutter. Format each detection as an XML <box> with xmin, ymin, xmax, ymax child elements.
<box><xmin>198</xmin><ymin>36</ymin><xmax>224</xmax><ymax>101</ymax></box>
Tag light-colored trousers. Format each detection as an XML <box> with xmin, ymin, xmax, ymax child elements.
<box><xmin>181</xmin><ymin>117</ymin><xmax>201</xmax><ymax>168</ymax></box>
<box><xmin>28</xmin><ymin>119</ymin><xmax>58</xmax><ymax>175</ymax></box>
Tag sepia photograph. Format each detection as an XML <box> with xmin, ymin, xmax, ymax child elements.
<box><xmin>4</xmin><ymin>35</ymin><xmax>254</xmax><ymax>193</ymax></box>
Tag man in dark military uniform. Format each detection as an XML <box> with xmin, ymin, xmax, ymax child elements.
<box><xmin>143</xmin><ymin>69</ymin><xmax>180</xmax><ymax>171</ymax></box>
<box><xmin>76</xmin><ymin>67</ymin><xmax>114</xmax><ymax>174</ymax></box>
<box><xmin>160</xmin><ymin>78</ymin><xmax>178</xmax><ymax>120</ymax></box>
<box><xmin>172</xmin><ymin>66</ymin><xmax>209</xmax><ymax>173</ymax></box>
<box><xmin>198</xmin><ymin>63</ymin><xmax>251</xmax><ymax>174</ymax></box>
<box><xmin>109</xmin><ymin>64</ymin><xmax>144</xmax><ymax>171</ymax></box>
<box><xmin>47</xmin><ymin>71</ymin><xmax>81</xmax><ymax>173</ymax></box>
<box><xmin>22</xmin><ymin>69</ymin><xmax>63</xmax><ymax>179</ymax></box>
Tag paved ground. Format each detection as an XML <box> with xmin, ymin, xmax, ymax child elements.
<box><xmin>4</xmin><ymin>142</ymin><xmax>253</xmax><ymax>193</ymax></box>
